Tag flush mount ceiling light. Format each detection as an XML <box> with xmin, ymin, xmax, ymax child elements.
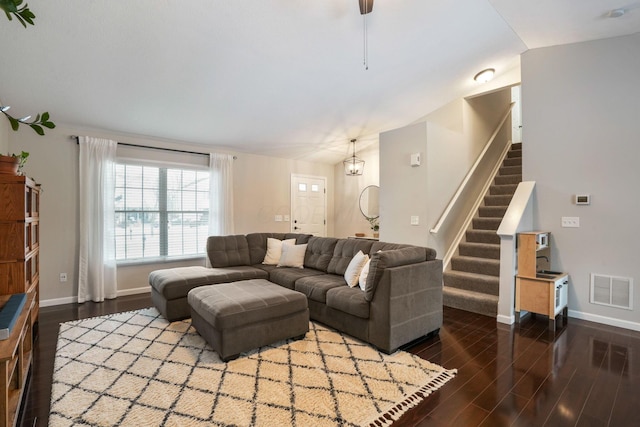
<box><xmin>474</xmin><ymin>68</ymin><xmax>495</xmax><ymax>83</ymax></box>
<box><xmin>344</xmin><ymin>139</ymin><xmax>365</xmax><ymax>176</ymax></box>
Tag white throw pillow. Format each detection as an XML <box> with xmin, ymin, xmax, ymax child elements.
<box><xmin>344</xmin><ymin>250</ymin><xmax>369</xmax><ymax>288</ymax></box>
<box><xmin>358</xmin><ymin>258</ymin><xmax>371</xmax><ymax>291</ymax></box>
<box><xmin>278</xmin><ymin>243</ymin><xmax>308</xmax><ymax>268</ymax></box>
<box><xmin>262</xmin><ymin>238</ymin><xmax>296</xmax><ymax>265</ymax></box>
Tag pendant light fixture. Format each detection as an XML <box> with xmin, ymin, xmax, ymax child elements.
<box><xmin>359</xmin><ymin>0</ymin><xmax>373</xmax><ymax>70</ymax></box>
<box><xmin>344</xmin><ymin>139</ymin><xmax>365</xmax><ymax>176</ymax></box>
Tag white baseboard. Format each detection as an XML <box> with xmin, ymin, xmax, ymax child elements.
<box><xmin>568</xmin><ymin>309</ymin><xmax>640</xmax><ymax>332</ymax></box>
<box><xmin>40</xmin><ymin>287</ymin><xmax>150</xmax><ymax>308</ymax></box>
<box><xmin>496</xmin><ymin>314</ymin><xmax>515</xmax><ymax>325</ymax></box>
<box><xmin>117</xmin><ymin>287</ymin><xmax>151</xmax><ymax>297</ymax></box>
<box><xmin>40</xmin><ymin>296</ymin><xmax>78</xmax><ymax>307</ymax></box>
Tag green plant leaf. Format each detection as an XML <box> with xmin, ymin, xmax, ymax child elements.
<box><xmin>41</xmin><ymin>111</ymin><xmax>49</xmax><ymax>122</ymax></box>
<box><xmin>0</xmin><ymin>0</ymin><xmax>19</xmax><ymax>13</ymax></box>
<box><xmin>8</xmin><ymin>116</ymin><xmax>19</xmax><ymax>131</ymax></box>
<box><xmin>42</xmin><ymin>121</ymin><xmax>55</xmax><ymax>129</ymax></box>
<box><xmin>29</xmin><ymin>124</ymin><xmax>44</xmax><ymax>135</ymax></box>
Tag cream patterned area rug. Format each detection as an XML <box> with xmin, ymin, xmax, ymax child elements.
<box><xmin>49</xmin><ymin>308</ymin><xmax>456</xmax><ymax>427</ymax></box>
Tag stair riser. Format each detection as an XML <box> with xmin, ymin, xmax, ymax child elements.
<box><xmin>451</xmin><ymin>258</ymin><xmax>500</xmax><ymax>277</ymax></box>
<box><xmin>443</xmin><ymin>291</ymin><xmax>498</xmax><ymax>317</ymax></box>
<box><xmin>484</xmin><ymin>195</ymin><xmax>513</xmax><ymax>206</ymax></box>
<box><xmin>443</xmin><ymin>272</ymin><xmax>499</xmax><ymax>295</ymax></box>
<box><xmin>494</xmin><ymin>175</ymin><xmax>522</xmax><ymax>185</ymax></box>
<box><xmin>466</xmin><ymin>230</ymin><xmax>500</xmax><ymax>244</ymax></box>
<box><xmin>507</xmin><ymin>149</ymin><xmax>522</xmax><ymax>159</ymax></box>
<box><xmin>512</xmin><ymin>142</ymin><xmax>522</xmax><ymax>150</ymax></box>
<box><xmin>459</xmin><ymin>244</ymin><xmax>500</xmax><ymax>259</ymax></box>
<box><xmin>490</xmin><ymin>184</ymin><xmax>518</xmax><ymax>195</ymax></box>
<box><xmin>503</xmin><ymin>157</ymin><xmax>521</xmax><ymax>167</ymax></box>
<box><xmin>500</xmin><ymin>165</ymin><xmax>522</xmax><ymax>176</ymax></box>
<box><xmin>472</xmin><ymin>218</ymin><xmax>501</xmax><ymax>231</ymax></box>
<box><xmin>478</xmin><ymin>206</ymin><xmax>507</xmax><ymax>218</ymax></box>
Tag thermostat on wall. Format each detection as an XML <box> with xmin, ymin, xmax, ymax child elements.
<box><xmin>575</xmin><ymin>194</ymin><xmax>591</xmax><ymax>205</ymax></box>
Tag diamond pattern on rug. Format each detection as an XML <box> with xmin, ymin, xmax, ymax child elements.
<box><xmin>50</xmin><ymin>307</ymin><xmax>455</xmax><ymax>427</ymax></box>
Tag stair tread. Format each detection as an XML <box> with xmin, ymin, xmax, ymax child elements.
<box><xmin>452</xmin><ymin>255</ymin><xmax>500</xmax><ymax>265</ymax></box>
<box><xmin>444</xmin><ymin>270</ymin><xmax>499</xmax><ymax>282</ymax></box>
<box><xmin>460</xmin><ymin>242</ymin><xmax>500</xmax><ymax>248</ymax></box>
<box><xmin>443</xmin><ymin>287</ymin><xmax>498</xmax><ymax>316</ymax></box>
<box><xmin>444</xmin><ymin>286</ymin><xmax>499</xmax><ymax>300</ymax></box>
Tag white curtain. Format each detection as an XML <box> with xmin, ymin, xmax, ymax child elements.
<box><xmin>78</xmin><ymin>136</ymin><xmax>118</xmax><ymax>303</ymax></box>
<box><xmin>208</xmin><ymin>153</ymin><xmax>235</xmax><ymax>237</ymax></box>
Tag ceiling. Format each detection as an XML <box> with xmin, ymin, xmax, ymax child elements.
<box><xmin>1</xmin><ymin>1</ymin><xmax>638</xmax><ymax>163</ymax></box>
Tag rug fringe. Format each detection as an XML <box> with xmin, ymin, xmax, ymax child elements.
<box><xmin>366</xmin><ymin>368</ymin><xmax>457</xmax><ymax>427</ymax></box>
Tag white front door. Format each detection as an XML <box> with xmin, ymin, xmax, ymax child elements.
<box><xmin>291</xmin><ymin>174</ymin><xmax>327</xmax><ymax>236</ymax></box>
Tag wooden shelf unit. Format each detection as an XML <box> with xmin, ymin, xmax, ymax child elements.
<box><xmin>0</xmin><ymin>175</ymin><xmax>40</xmax><ymax>327</ymax></box>
<box><xmin>515</xmin><ymin>231</ymin><xmax>569</xmax><ymax>330</ymax></box>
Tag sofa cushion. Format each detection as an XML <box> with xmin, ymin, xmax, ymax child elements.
<box><xmin>262</xmin><ymin>238</ymin><xmax>296</xmax><ymax>265</ymax></box>
<box><xmin>206</xmin><ymin>235</ymin><xmax>251</xmax><ymax>267</ymax></box>
<box><xmin>278</xmin><ymin>243</ymin><xmax>307</xmax><ymax>268</ymax></box>
<box><xmin>269</xmin><ymin>267</ymin><xmax>324</xmax><ymax>289</ymax></box>
<box><xmin>246</xmin><ymin>233</ymin><xmax>313</xmax><ymax>265</ymax></box>
<box><xmin>371</xmin><ymin>241</ymin><xmax>437</xmax><ymax>261</ymax></box>
<box><xmin>149</xmin><ymin>265</ymin><xmax>267</xmax><ymax>300</ymax></box>
<box><xmin>295</xmin><ymin>274</ymin><xmax>346</xmax><ymax>303</ymax></box>
<box><xmin>358</xmin><ymin>257</ymin><xmax>371</xmax><ymax>291</ymax></box>
<box><xmin>364</xmin><ymin>246</ymin><xmax>429</xmax><ymax>301</ymax></box>
<box><xmin>343</xmin><ymin>250</ymin><xmax>369</xmax><ymax>288</ymax></box>
<box><xmin>326</xmin><ymin>286</ymin><xmax>370</xmax><ymax>319</ymax></box>
<box><xmin>303</xmin><ymin>237</ymin><xmax>338</xmax><ymax>272</ymax></box>
<box><xmin>327</xmin><ymin>239</ymin><xmax>374</xmax><ymax>275</ymax></box>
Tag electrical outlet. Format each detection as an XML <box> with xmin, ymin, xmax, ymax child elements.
<box><xmin>284</xmin><ymin>215</ymin><xmax>290</xmax><ymax>222</ymax></box>
<box><xmin>59</xmin><ymin>273</ymin><xmax>68</xmax><ymax>282</ymax></box>
<box><xmin>561</xmin><ymin>217</ymin><xmax>580</xmax><ymax>228</ymax></box>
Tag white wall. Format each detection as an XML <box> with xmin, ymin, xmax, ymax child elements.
<box><xmin>9</xmin><ymin>125</ymin><xmax>334</xmax><ymax>305</ymax></box>
<box><xmin>333</xmin><ymin>144</ymin><xmax>379</xmax><ymax>238</ymax></box>
<box><xmin>379</xmin><ymin>89</ymin><xmax>511</xmax><ymax>256</ymax></box>
<box><xmin>521</xmin><ymin>33</ymin><xmax>640</xmax><ymax>330</ymax></box>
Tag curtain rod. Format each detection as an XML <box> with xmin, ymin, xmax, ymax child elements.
<box><xmin>70</xmin><ymin>135</ymin><xmax>236</xmax><ymax>159</ymax></box>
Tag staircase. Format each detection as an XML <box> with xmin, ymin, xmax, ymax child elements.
<box><xmin>443</xmin><ymin>142</ymin><xmax>522</xmax><ymax>317</ymax></box>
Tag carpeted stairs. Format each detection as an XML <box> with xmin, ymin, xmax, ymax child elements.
<box><xmin>443</xmin><ymin>142</ymin><xmax>522</xmax><ymax>317</ymax></box>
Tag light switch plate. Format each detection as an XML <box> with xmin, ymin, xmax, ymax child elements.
<box><xmin>561</xmin><ymin>217</ymin><xmax>580</xmax><ymax>227</ymax></box>
<box><xmin>284</xmin><ymin>215</ymin><xmax>290</xmax><ymax>222</ymax></box>
<box><xmin>275</xmin><ymin>215</ymin><xmax>283</xmax><ymax>222</ymax></box>
<box><xmin>411</xmin><ymin>215</ymin><xmax>419</xmax><ymax>225</ymax></box>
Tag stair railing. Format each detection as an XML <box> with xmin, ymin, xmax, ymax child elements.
<box><xmin>431</xmin><ymin>102</ymin><xmax>515</xmax><ymax>269</ymax></box>
<box><xmin>430</xmin><ymin>102</ymin><xmax>514</xmax><ymax>235</ymax></box>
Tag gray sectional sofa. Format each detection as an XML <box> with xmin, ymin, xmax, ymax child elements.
<box><xmin>149</xmin><ymin>233</ymin><xmax>443</xmax><ymax>353</ymax></box>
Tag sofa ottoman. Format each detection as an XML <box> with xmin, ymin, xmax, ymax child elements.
<box><xmin>188</xmin><ymin>278</ymin><xmax>309</xmax><ymax>361</ymax></box>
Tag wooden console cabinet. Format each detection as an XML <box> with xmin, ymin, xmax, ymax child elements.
<box><xmin>0</xmin><ymin>293</ymin><xmax>34</xmax><ymax>427</ymax></box>
<box><xmin>0</xmin><ymin>175</ymin><xmax>40</xmax><ymax>326</ymax></box>
<box><xmin>515</xmin><ymin>231</ymin><xmax>569</xmax><ymax>330</ymax></box>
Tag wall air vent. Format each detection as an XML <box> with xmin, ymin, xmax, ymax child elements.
<box><xmin>590</xmin><ymin>273</ymin><xmax>633</xmax><ymax>310</ymax></box>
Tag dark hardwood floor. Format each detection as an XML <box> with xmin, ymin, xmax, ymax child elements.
<box><xmin>20</xmin><ymin>295</ymin><xmax>640</xmax><ymax>426</ymax></box>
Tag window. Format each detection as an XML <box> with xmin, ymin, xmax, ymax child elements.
<box><xmin>115</xmin><ymin>163</ymin><xmax>209</xmax><ymax>261</ymax></box>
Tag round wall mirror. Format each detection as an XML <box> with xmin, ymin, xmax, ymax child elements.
<box><xmin>359</xmin><ymin>185</ymin><xmax>380</xmax><ymax>219</ymax></box>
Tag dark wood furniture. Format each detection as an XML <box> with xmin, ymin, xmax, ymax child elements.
<box><xmin>0</xmin><ymin>293</ymin><xmax>34</xmax><ymax>427</ymax></box>
<box><xmin>0</xmin><ymin>175</ymin><xmax>40</xmax><ymax>326</ymax></box>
